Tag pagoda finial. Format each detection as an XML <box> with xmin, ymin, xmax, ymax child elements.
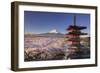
<box><xmin>74</xmin><ymin>15</ymin><xmax>76</xmax><ymax>26</ymax></box>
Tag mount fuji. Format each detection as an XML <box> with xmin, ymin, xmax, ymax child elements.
<box><xmin>38</xmin><ymin>29</ymin><xmax>64</xmax><ymax>37</ymax></box>
<box><xmin>48</xmin><ymin>29</ymin><xmax>59</xmax><ymax>34</ymax></box>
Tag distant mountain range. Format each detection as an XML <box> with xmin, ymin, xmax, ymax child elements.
<box><xmin>25</xmin><ymin>29</ymin><xmax>64</xmax><ymax>37</ymax></box>
<box><xmin>25</xmin><ymin>29</ymin><xmax>90</xmax><ymax>38</ymax></box>
<box><xmin>37</xmin><ymin>32</ymin><xmax>64</xmax><ymax>37</ymax></box>
<box><xmin>25</xmin><ymin>32</ymin><xmax>64</xmax><ymax>37</ymax></box>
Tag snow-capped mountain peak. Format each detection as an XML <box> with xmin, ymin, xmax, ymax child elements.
<box><xmin>49</xmin><ymin>29</ymin><xmax>58</xmax><ymax>33</ymax></box>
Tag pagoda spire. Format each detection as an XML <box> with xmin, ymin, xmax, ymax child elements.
<box><xmin>74</xmin><ymin>15</ymin><xmax>76</xmax><ymax>26</ymax></box>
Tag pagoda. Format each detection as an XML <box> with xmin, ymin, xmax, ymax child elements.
<box><xmin>65</xmin><ymin>15</ymin><xmax>87</xmax><ymax>59</ymax></box>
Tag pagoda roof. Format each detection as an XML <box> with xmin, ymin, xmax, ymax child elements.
<box><xmin>67</xmin><ymin>38</ymin><xmax>80</xmax><ymax>42</ymax></box>
<box><xmin>66</xmin><ymin>32</ymin><xmax>87</xmax><ymax>35</ymax></box>
<box><xmin>68</xmin><ymin>44</ymin><xmax>84</xmax><ymax>48</ymax></box>
<box><xmin>67</xmin><ymin>25</ymin><xmax>87</xmax><ymax>30</ymax></box>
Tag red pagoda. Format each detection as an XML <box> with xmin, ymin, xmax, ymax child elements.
<box><xmin>65</xmin><ymin>15</ymin><xmax>87</xmax><ymax>59</ymax></box>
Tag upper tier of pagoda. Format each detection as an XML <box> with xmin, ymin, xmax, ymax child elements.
<box><xmin>67</xmin><ymin>15</ymin><xmax>87</xmax><ymax>30</ymax></box>
<box><xmin>65</xmin><ymin>15</ymin><xmax>87</xmax><ymax>36</ymax></box>
<box><xmin>67</xmin><ymin>25</ymin><xmax>87</xmax><ymax>30</ymax></box>
<box><xmin>66</xmin><ymin>31</ymin><xmax>87</xmax><ymax>35</ymax></box>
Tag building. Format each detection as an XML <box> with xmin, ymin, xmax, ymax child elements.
<box><xmin>65</xmin><ymin>15</ymin><xmax>88</xmax><ymax>59</ymax></box>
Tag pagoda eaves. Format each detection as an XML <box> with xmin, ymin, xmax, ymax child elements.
<box><xmin>67</xmin><ymin>25</ymin><xmax>87</xmax><ymax>30</ymax></box>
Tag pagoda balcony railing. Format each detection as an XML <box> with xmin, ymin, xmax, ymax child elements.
<box><xmin>65</xmin><ymin>34</ymin><xmax>80</xmax><ymax>38</ymax></box>
<box><xmin>67</xmin><ymin>38</ymin><xmax>80</xmax><ymax>41</ymax></box>
<box><xmin>67</xmin><ymin>42</ymin><xmax>80</xmax><ymax>45</ymax></box>
<box><xmin>68</xmin><ymin>31</ymin><xmax>87</xmax><ymax>35</ymax></box>
<box><xmin>68</xmin><ymin>44</ymin><xmax>82</xmax><ymax>47</ymax></box>
<box><xmin>67</xmin><ymin>29</ymin><xmax>80</xmax><ymax>32</ymax></box>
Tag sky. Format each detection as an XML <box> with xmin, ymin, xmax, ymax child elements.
<box><xmin>24</xmin><ymin>11</ymin><xmax>90</xmax><ymax>34</ymax></box>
